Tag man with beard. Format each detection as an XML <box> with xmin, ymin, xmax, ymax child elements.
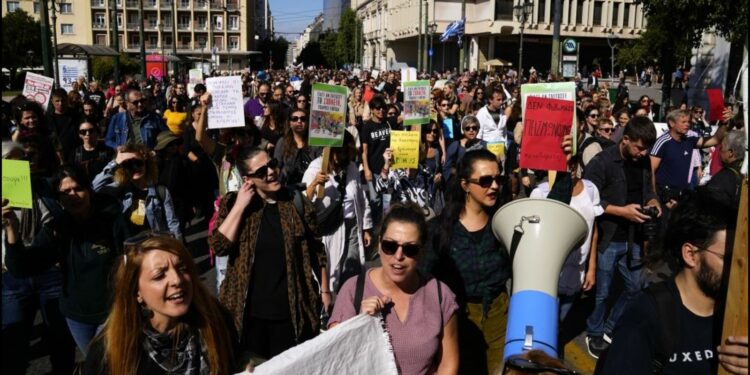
<box><xmin>598</xmin><ymin>191</ymin><xmax>748</xmax><ymax>374</ymax></box>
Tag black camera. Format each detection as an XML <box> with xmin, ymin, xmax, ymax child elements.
<box><xmin>640</xmin><ymin>206</ymin><xmax>659</xmax><ymax>241</ymax></box>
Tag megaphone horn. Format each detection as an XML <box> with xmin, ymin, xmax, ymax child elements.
<box><xmin>491</xmin><ymin>198</ymin><xmax>589</xmax><ymax>360</ymax></box>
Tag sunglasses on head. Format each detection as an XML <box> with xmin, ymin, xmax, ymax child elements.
<box><xmin>463</xmin><ymin>125</ymin><xmax>479</xmax><ymax>132</ymax></box>
<box><xmin>245</xmin><ymin>158</ymin><xmax>278</xmax><ymax>179</ymax></box>
<box><xmin>380</xmin><ymin>239</ymin><xmax>421</xmax><ymax>257</ymax></box>
<box><xmin>467</xmin><ymin>174</ymin><xmax>502</xmax><ymax>188</ymax></box>
<box><xmin>78</xmin><ymin>128</ymin><xmax>96</xmax><ymax>135</ymax></box>
<box><xmin>290</xmin><ymin>115</ymin><xmax>307</xmax><ymax>122</ymax></box>
<box><xmin>121</xmin><ymin>158</ymin><xmax>145</xmax><ymax>170</ymax></box>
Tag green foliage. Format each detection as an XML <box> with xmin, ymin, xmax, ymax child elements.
<box><xmin>336</xmin><ymin>8</ymin><xmax>362</xmax><ymax>65</ymax></box>
<box><xmin>92</xmin><ymin>53</ymin><xmax>140</xmax><ymax>81</ymax></box>
<box><xmin>1</xmin><ymin>9</ymin><xmax>42</xmax><ymax>71</ymax></box>
<box><xmin>639</xmin><ymin>0</ymin><xmax>747</xmax><ymax>45</ymax></box>
<box><xmin>257</xmin><ymin>37</ymin><xmax>290</xmax><ymax>69</ymax></box>
<box><xmin>297</xmin><ymin>41</ymin><xmax>326</xmax><ymax>67</ymax></box>
<box><xmin>319</xmin><ymin>31</ymin><xmax>339</xmax><ymax>68</ymax></box>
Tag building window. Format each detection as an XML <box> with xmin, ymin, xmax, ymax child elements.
<box><xmin>213</xmin><ymin>36</ymin><xmax>223</xmax><ymax>49</ymax></box>
<box><xmin>61</xmin><ymin>24</ymin><xmax>74</xmax><ymax>34</ymax></box>
<box><xmin>593</xmin><ymin>1</ymin><xmax>602</xmax><ymax>26</ymax></box>
<box><xmin>623</xmin><ymin>4</ymin><xmax>630</xmax><ymax>27</ymax></box>
<box><xmin>212</xmin><ymin>15</ymin><xmax>222</xmax><ymax>30</ymax></box>
<box><xmin>117</xmin><ymin>14</ymin><xmax>123</xmax><ymax>28</ymax></box>
<box><xmin>6</xmin><ymin>1</ymin><xmax>20</xmax><ymax>12</ymax></box>
<box><xmin>229</xmin><ymin>15</ymin><xmax>239</xmax><ymax>30</ymax></box>
<box><xmin>59</xmin><ymin>2</ymin><xmax>72</xmax><ymax>13</ymax></box>
<box><xmin>179</xmin><ymin>15</ymin><xmax>190</xmax><ymax>28</ymax></box>
<box><xmin>164</xmin><ymin>35</ymin><xmax>173</xmax><ymax>47</ymax></box>
<box><xmin>94</xmin><ymin>13</ymin><xmax>106</xmax><ymax>26</ymax></box>
<box><xmin>179</xmin><ymin>35</ymin><xmax>190</xmax><ymax>48</ymax></box>
<box><xmin>196</xmin><ymin>15</ymin><xmax>206</xmax><ymax>29</ymax></box>
<box><xmin>576</xmin><ymin>0</ymin><xmax>583</xmax><ymax>25</ymax></box>
<box><xmin>197</xmin><ymin>37</ymin><xmax>206</xmax><ymax>49</ymax></box>
<box><xmin>229</xmin><ymin>36</ymin><xmax>239</xmax><ymax>50</ymax></box>
<box><xmin>95</xmin><ymin>34</ymin><xmax>107</xmax><ymax>45</ymax></box>
<box><xmin>611</xmin><ymin>2</ymin><xmax>617</xmax><ymax>27</ymax></box>
<box><xmin>495</xmin><ymin>0</ymin><xmax>513</xmax><ymax>21</ymax></box>
<box><xmin>148</xmin><ymin>35</ymin><xmax>157</xmax><ymax>47</ymax></box>
<box><xmin>33</xmin><ymin>2</ymin><xmax>39</xmax><ymax>13</ymax></box>
<box><xmin>537</xmin><ymin>0</ymin><xmax>546</xmax><ymax>23</ymax></box>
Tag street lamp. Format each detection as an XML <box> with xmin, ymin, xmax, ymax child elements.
<box><xmin>27</xmin><ymin>50</ymin><xmax>35</xmax><ymax>68</ymax></box>
<box><xmin>513</xmin><ymin>0</ymin><xmax>533</xmax><ymax>81</ymax></box>
<box><xmin>49</xmin><ymin>0</ymin><xmax>62</xmax><ymax>87</ymax></box>
<box><xmin>427</xmin><ymin>23</ymin><xmax>437</xmax><ymax>74</ymax></box>
<box><xmin>606</xmin><ymin>32</ymin><xmax>617</xmax><ymax>82</ymax></box>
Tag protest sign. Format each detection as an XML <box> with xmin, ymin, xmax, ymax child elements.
<box><xmin>22</xmin><ymin>72</ymin><xmax>54</xmax><ymax>110</ymax></box>
<box><xmin>249</xmin><ymin>314</ymin><xmax>397</xmax><ymax>375</ymax></box>
<box><xmin>188</xmin><ymin>69</ymin><xmax>203</xmax><ymax>98</ymax></box>
<box><xmin>390</xmin><ymin>130</ymin><xmax>420</xmax><ymax>169</ymax></box>
<box><xmin>309</xmin><ymin>83</ymin><xmax>348</xmax><ymax>147</ymax></box>
<box><xmin>442</xmin><ymin>118</ymin><xmax>455</xmax><ymax>140</ymax></box>
<box><xmin>433</xmin><ymin>80</ymin><xmax>448</xmax><ymax>89</ymax></box>
<box><xmin>371</xmin><ymin>69</ymin><xmax>380</xmax><ymax>79</ymax></box>
<box><xmin>205</xmin><ymin>76</ymin><xmax>245</xmax><ymax>129</ymax></box>
<box><xmin>519</xmin><ymin>97</ymin><xmax>575</xmax><ymax>171</ymax></box>
<box><xmin>2</xmin><ymin>159</ymin><xmax>32</xmax><ymax>209</ymax></box>
<box><xmin>520</xmin><ymin>82</ymin><xmax>577</xmax><ymax>154</ymax></box>
<box><xmin>58</xmin><ymin>59</ymin><xmax>88</xmax><ymax>92</ymax></box>
<box><xmin>487</xmin><ymin>141</ymin><xmax>506</xmax><ymax>159</ymax></box>
<box><xmin>706</xmin><ymin>88</ymin><xmax>725</xmax><ymax>122</ymax></box>
<box><xmin>403</xmin><ymin>80</ymin><xmax>431</xmax><ymax>125</ymax></box>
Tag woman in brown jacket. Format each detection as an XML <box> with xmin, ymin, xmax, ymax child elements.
<box><xmin>208</xmin><ymin>147</ymin><xmax>328</xmax><ymax>361</ymax></box>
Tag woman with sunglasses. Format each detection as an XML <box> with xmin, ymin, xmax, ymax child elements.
<box><xmin>69</xmin><ymin>119</ymin><xmax>113</xmax><ymax>182</ymax></box>
<box><xmin>83</xmin><ymin>235</ymin><xmax>239</xmax><ymax>374</ymax></box>
<box><xmin>421</xmin><ymin>148</ymin><xmax>511</xmax><ymax>375</ymax></box>
<box><xmin>444</xmin><ymin>116</ymin><xmax>487</xmax><ymax>183</ymax></box>
<box><xmin>328</xmin><ymin>203</ymin><xmax>459</xmax><ymax>375</ymax></box>
<box><xmin>162</xmin><ymin>96</ymin><xmax>188</xmax><ymax>136</ymax></box>
<box><xmin>92</xmin><ymin>143</ymin><xmax>182</xmax><ymax>239</ymax></box>
<box><xmin>295</xmin><ymin>94</ymin><xmax>309</xmax><ymax>112</ymax></box>
<box><xmin>274</xmin><ymin>109</ymin><xmax>322</xmax><ymax>186</ymax></box>
<box><xmin>209</xmin><ymin>147</ymin><xmax>328</xmax><ymax>360</ymax></box>
<box><xmin>583</xmin><ymin>106</ymin><xmax>600</xmax><ymax>134</ymax></box>
<box><xmin>303</xmin><ymin>131</ymin><xmax>372</xmax><ymax>296</ymax></box>
<box><xmin>4</xmin><ymin>166</ymin><xmax>131</xmax><ymax>357</ymax></box>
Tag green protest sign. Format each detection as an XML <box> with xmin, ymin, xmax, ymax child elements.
<box><xmin>403</xmin><ymin>80</ymin><xmax>431</xmax><ymax>125</ymax></box>
<box><xmin>309</xmin><ymin>83</ymin><xmax>348</xmax><ymax>147</ymax></box>
<box><xmin>2</xmin><ymin>159</ymin><xmax>32</xmax><ymax>209</ymax></box>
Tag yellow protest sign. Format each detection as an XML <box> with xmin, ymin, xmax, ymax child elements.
<box><xmin>390</xmin><ymin>130</ymin><xmax>421</xmax><ymax>169</ymax></box>
<box><xmin>2</xmin><ymin>159</ymin><xmax>32</xmax><ymax>209</ymax></box>
<box><xmin>487</xmin><ymin>141</ymin><xmax>506</xmax><ymax>159</ymax></box>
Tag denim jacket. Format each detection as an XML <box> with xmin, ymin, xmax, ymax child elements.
<box><xmin>105</xmin><ymin>111</ymin><xmax>167</xmax><ymax>150</ymax></box>
<box><xmin>92</xmin><ymin>161</ymin><xmax>182</xmax><ymax>239</ymax></box>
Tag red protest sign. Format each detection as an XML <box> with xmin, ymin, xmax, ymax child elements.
<box><xmin>519</xmin><ymin>96</ymin><xmax>575</xmax><ymax>171</ymax></box>
<box><xmin>706</xmin><ymin>88</ymin><xmax>725</xmax><ymax>122</ymax></box>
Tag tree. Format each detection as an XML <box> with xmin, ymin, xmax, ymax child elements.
<box><xmin>297</xmin><ymin>41</ymin><xmax>326</xmax><ymax>68</ymax></box>
<box><xmin>257</xmin><ymin>37</ymin><xmax>290</xmax><ymax>69</ymax></box>
<box><xmin>336</xmin><ymin>8</ymin><xmax>361</xmax><ymax>66</ymax></box>
<box><xmin>92</xmin><ymin>53</ymin><xmax>140</xmax><ymax>82</ymax></box>
<box><xmin>319</xmin><ymin>30</ymin><xmax>339</xmax><ymax>68</ymax></box>
<box><xmin>1</xmin><ymin>9</ymin><xmax>42</xmax><ymax>87</ymax></box>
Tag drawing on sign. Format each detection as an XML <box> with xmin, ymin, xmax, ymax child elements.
<box><xmin>309</xmin><ymin>83</ymin><xmax>348</xmax><ymax>147</ymax></box>
<box><xmin>403</xmin><ymin>81</ymin><xmax>431</xmax><ymax>125</ymax></box>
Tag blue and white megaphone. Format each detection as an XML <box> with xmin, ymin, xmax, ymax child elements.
<box><xmin>491</xmin><ymin>198</ymin><xmax>588</xmax><ymax>360</ymax></box>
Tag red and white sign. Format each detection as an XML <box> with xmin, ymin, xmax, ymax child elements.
<box><xmin>22</xmin><ymin>72</ymin><xmax>55</xmax><ymax>110</ymax></box>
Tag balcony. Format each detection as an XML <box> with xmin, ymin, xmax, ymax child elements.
<box><xmin>129</xmin><ymin>43</ymin><xmax>141</xmax><ymax>49</ymax></box>
<box><xmin>177</xmin><ymin>23</ymin><xmax>190</xmax><ymax>30</ymax></box>
<box><xmin>91</xmin><ymin>0</ymin><xmax>105</xmax><ymax>7</ymax></box>
<box><xmin>125</xmin><ymin>1</ymin><xmax>137</xmax><ymax>8</ymax></box>
<box><xmin>146</xmin><ymin>22</ymin><xmax>159</xmax><ymax>30</ymax></box>
<box><xmin>177</xmin><ymin>0</ymin><xmax>189</xmax><ymax>8</ymax></box>
<box><xmin>178</xmin><ymin>43</ymin><xmax>191</xmax><ymax>49</ymax></box>
<box><xmin>92</xmin><ymin>22</ymin><xmax>106</xmax><ymax>29</ymax></box>
<box><xmin>194</xmin><ymin>0</ymin><xmax>207</xmax><ymax>9</ymax></box>
<box><xmin>226</xmin><ymin>1</ymin><xmax>238</xmax><ymax>11</ymax></box>
<box><xmin>209</xmin><ymin>1</ymin><xmax>222</xmax><ymax>10</ymax></box>
<box><xmin>194</xmin><ymin>23</ymin><xmax>207</xmax><ymax>31</ymax></box>
<box><xmin>160</xmin><ymin>0</ymin><xmax>172</xmax><ymax>9</ymax></box>
<box><xmin>144</xmin><ymin>1</ymin><xmax>157</xmax><ymax>8</ymax></box>
<box><xmin>127</xmin><ymin>22</ymin><xmax>140</xmax><ymax>30</ymax></box>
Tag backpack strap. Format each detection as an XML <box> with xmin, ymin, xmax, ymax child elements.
<box><xmin>646</xmin><ymin>281</ymin><xmax>681</xmax><ymax>373</ymax></box>
<box><xmin>354</xmin><ymin>268</ymin><xmax>367</xmax><ymax>314</ymax></box>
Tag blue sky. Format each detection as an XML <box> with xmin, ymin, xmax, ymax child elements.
<box><xmin>270</xmin><ymin>0</ymin><xmax>324</xmax><ymax>42</ymax></box>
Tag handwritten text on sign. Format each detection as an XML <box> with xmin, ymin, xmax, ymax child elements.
<box><xmin>519</xmin><ymin>97</ymin><xmax>574</xmax><ymax>171</ymax></box>
<box><xmin>205</xmin><ymin>76</ymin><xmax>245</xmax><ymax>129</ymax></box>
<box><xmin>390</xmin><ymin>130</ymin><xmax>421</xmax><ymax>169</ymax></box>
<box><xmin>2</xmin><ymin>159</ymin><xmax>33</xmax><ymax>209</ymax></box>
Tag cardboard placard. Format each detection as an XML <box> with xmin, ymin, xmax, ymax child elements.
<box><xmin>706</xmin><ymin>88</ymin><xmax>725</xmax><ymax>122</ymax></box>
<box><xmin>2</xmin><ymin>159</ymin><xmax>33</xmax><ymax>209</ymax></box>
<box><xmin>309</xmin><ymin>83</ymin><xmax>348</xmax><ymax>147</ymax></box>
<box><xmin>205</xmin><ymin>76</ymin><xmax>245</xmax><ymax>129</ymax></box>
<box><xmin>487</xmin><ymin>141</ymin><xmax>506</xmax><ymax>159</ymax></box>
<box><xmin>390</xmin><ymin>130</ymin><xmax>420</xmax><ymax>169</ymax></box>
<box><xmin>22</xmin><ymin>72</ymin><xmax>54</xmax><ymax>110</ymax></box>
<box><xmin>519</xmin><ymin>97</ymin><xmax>575</xmax><ymax>171</ymax></box>
<box><xmin>403</xmin><ymin>81</ymin><xmax>431</xmax><ymax>125</ymax></box>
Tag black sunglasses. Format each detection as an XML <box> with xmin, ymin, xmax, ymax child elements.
<box><xmin>245</xmin><ymin>158</ymin><xmax>278</xmax><ymax>179</ymax></box>
<box><xmin>463</xmin><ymin>126</ymin><xmax>479</xmax><ymax>132</ymax></box>
<box><xmin>130</xmin><ymin>99</ymin><xmax>145</xmax><ymax>105</ymax></box>
<box><xmin>599</xmin><ymin>127</ymin><xmax>613</xmax><ymax>133</ymax></box>
<box><xmin>290</xmin><ymin>115</ymin><xmax>307</xmax><ymax>122</ymax></box>
<box><xmin>121</xmin><ymin>158</ymin><xmax>145</xmax><ymax>170</ymax></box>
<box><xmin>380</xmin><ymin>239</ymin><xmax>421</xmax><ymax>257</ymax></box>
<box><xmin>467</xmin><ymin>174</ymin><xmax>502</xmax><ymax>188</ymax></box>
<box><xmin>588</xmin><ymin>114</ymin><xmax>599</xmax><ymax>118</ymax></box>
<box><xmin>503</xmin><ymin>354</ymin><xmax>578</xmax><ymax>374</ymax></box>
<box><xmin>297</xmin><ymin>99</ymin><xmax>306</xmax><ymax>103</ymax></box>
<box><xmin>78</xmin><ymin>128</ymin><xmax>96</xmax><ymax>135</ymax></box>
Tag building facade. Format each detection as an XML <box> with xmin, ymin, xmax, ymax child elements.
<box><xmin>2</xmin><ymin>0</ymin><xmax>267</xmax><ymax>74</ymax></box>
<box><xmin>323</xmin><ymin>0</ymin><xmax>350</xmax><ymax>31</ymax></box>
<box><xmin>293</xmin><ymin>13</ymin><xmax>324</xmax><ymax>63</ymax></box>
<box><xmin>354</xmin><ymin>0</ymin><xmax>647</xmax><ymax>74</ymax></box>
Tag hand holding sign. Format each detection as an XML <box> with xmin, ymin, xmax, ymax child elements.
<box><xmin>519</xmin><ymin>97</ymin><xmax>575</xmax><ymax>172</ymax></box>
<box><xmin>2</xmin><ymin>160</ymin><xmax>33</xmax><ymax>209</ymax></box>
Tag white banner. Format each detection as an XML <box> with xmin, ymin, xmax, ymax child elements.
<box><xmin>59</xmin><ymin>58</ymin><xmax>88</xmax><ymax>92</ymax></box>
<box><xmin>205</xmin><ymin>76</ymin><xmax>245</xmax><ymax>129</ymax></box>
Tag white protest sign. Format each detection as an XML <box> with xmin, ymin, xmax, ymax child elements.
<box><xmin>371</xmin><ymin>69</ymin><xmax>380</xmax><ymax>79</ymax></box>
<box><xmin>250</xmin><ymin>314</ymin><xmax>398</xmax><ymax>375</ymax></box>
<box><xmin>400</xmin><ymin>67</ymin><xmax>417</xmax><ymax>82</ymax></box>
<box><xmin>653</xmin><ymin>122</ymin><xmax>669</xmax><ymax>139</ymax></box>
<box><xmin>433</xmin><ymin>79</ymin><xmax>448</xmax><ymax>89</ymax></box>
<box><xmin>205</xmin><ymin>76</ymin><xmax>245</xmax><ymax>129</ymax></box>
<box><xmin>22</xmin><ymin>72</ymin><xmax>54</xmax><ymax>110</ymax></box>
<box><xmin>58</xmin><ymin>58</ymin><xmax>88</xmax><ymax>92</ymax></box>
<box><xmin>188</xmin><ymin>68</ymin><xmax>203</xmax><ymax>98</ymax></box>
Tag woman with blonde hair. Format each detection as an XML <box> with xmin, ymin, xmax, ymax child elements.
<box><xmin>83</xmin><ymin>234</ymin><xmax>238</xmax><ymax>374</ymax></box>
<box><xmin>92</xmin><ymin>143</ymin><xmax>182</xmax><ymax>239</ymax></box>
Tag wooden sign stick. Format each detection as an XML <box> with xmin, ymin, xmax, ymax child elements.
<box><xmin>316</xmin><ymin>147</ymin><xmax>331</xmax><ymax>199</ymax></box>
<box><xmin>718</xmin><ymin>179</ymin><xmax>748</xmax><ymax>375</ymax></box>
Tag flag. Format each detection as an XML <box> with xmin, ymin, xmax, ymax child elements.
<box><xmin>439</xmin><ymin>19</ymin><xmax>465</xmax><ymax>46</ymax></box>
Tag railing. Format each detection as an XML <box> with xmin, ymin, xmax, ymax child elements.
<box><xmin>92</xmin><ymin>23</ymin><xmax>106</xmax><ymax>29</ymax></box>
<box><xmin>144</xmin><ymin>1</ymin><xmax>157</xmax><ymax>8</ymax></box>
<box><xmin>178</xmin><ymin>0</ymin><xmax>189</xmax><ymax>8</ymax></box>
<box><xmin>127</xmin><ymin>23</ymin><xmax>140</xmax><ymax>29</ymax></box>
<box><xmin>125</xmin><ymin>1</ymin><xmax>137</xmax><ymax>8</ymax></box>
<box><xmin>177</xmin><ymin>23</ymin><xmax>191</xmax><ymax>29</ymax></box>
<box><xmin>226</xmin><ymin>2</ymin><xmax>238</xmax><ymax>11</ymax></box>
<box><xmin>209</xmin><ymin>1</ymin><xmax>222</xmax><ymax>9</ymax></box>
<box><xmin>129</xmin><ymin>43</ymin><xmax>141</xmax><ymax>48</ymax></box>
<box><xmin>195</xmin><ymin>1</ymin><xmax>207</xmax><ymax>9</ymax></box>
<box><xmin>194</xmin><ymin>23</ymin><xmax>207</xmax><ymax>30</ymax></box>
<box><xmin>91</xmin><ymin>0</ymin><xmax>105</xmax><ymax>7</ymax></box>
<box><xmin>160</xmin><ymin>0</ymin><xmax>172</xmax><ymax>8</ymax></box>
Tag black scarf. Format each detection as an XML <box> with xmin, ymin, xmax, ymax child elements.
<box><xmin>142</xmin><ymin>325</ymin><xmax>208</xmax><ymax>374</ymax></box>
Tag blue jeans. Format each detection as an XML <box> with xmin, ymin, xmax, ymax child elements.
<box><xmin>2</xmin><ymin>267</ymin><xmax>75</xmax><ymax>374</ymax></box>
<box><xmin>586</xmin><ymin>241</ymin><xmax>644</xmax><ymax>337</ymax></box>
<box><xmin>65</xmin><ymin>318</ymin><xmax>104</xmax><ymax>356</ymax></box>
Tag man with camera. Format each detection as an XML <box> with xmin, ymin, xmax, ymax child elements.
<box><xmin>582</xmin><ymin>116</ymin><xmax>662</xmax><ymax>358</ymax></box>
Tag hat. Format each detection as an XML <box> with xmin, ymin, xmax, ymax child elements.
<box><xmin>154</xmin><ymin>131</ymin><xmax>182</xmax><ymax>151</ymax></box>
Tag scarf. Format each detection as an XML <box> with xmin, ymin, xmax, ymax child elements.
<box><xmin>142</xmin><ymin>325</ymin><xmax>209</xmax><ymax>375</ymax></box>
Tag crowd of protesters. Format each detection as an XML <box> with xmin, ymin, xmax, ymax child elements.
<box><xmin>1</xmin><ymin>64</ymin><xmax>748</xmax><ymax>375</ymax></box>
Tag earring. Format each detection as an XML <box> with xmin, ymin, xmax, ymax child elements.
<box><xmin>140</xmin><ymin>303</ymin><xmax>154</xmax><ymax>319</ymax></box>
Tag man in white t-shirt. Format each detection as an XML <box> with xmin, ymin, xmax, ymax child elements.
<box><xmin>475</xmin><ymin>87</ymin><xmax>508</xmax><ymax>144</ymax></box>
